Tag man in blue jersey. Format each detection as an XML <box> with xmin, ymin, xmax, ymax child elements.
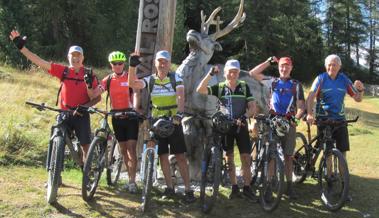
<box><xmin>306</xmin><ymin>54</ymin><xmax>364</xmax><ymax>202</ymax></box>
<box><xmin>249</xmin><ymin>56</ymin><xmax>305</xmax><ymax>199</ymax></box>
<box><xmin>306</xmin><ymin>54</ymin><xmax>364</xmax><ymax>155</ymax></box>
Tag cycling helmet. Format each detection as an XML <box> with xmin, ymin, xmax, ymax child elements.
<box><xmin>151</xmin><ymin>118</ymin><xmax>175</xmax><ymax>138</ymax></box>
<box><xmin>212</xmin><ymin>111</ymin><xmax>233</xmax><ymax>134</ymax></box>
<box><xmin>271</xmin><ymin>116</ymin><xmax>290</xmax><ymax>137</ymax></box>
<box><xmin>108</xmin><ymin>51</ymin><xmax>126</xmax><ymax>63</ymax></box>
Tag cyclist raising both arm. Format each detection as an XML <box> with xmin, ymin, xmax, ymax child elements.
<box><xmin>197</xmin><ymin>59</ymin><xmax>257</xmax><ymax>201</ymax></box>
<box><xmin>249</xmin><ymin>56</ymin><xmax>305</xmax><ymax>199</ymax></box>
<box><xmin>9</xmin><ymin>29</ymin><xmax>101</xmax><ymax>166</ymax></box>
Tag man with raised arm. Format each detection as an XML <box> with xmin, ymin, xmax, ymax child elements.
<box><xmin>9</xmin><ymin>30</ymin><xmax>100</xmax><ymax>165</ymax></box>
<box><xmin>197</xmin><ymin>59</ymin><xmax>257</xmax><ymax>200</ymax></box>
<box><xmin>249</xmin><ymin>56</ymin><xmax>305</xmax><ymax>199</ymax></box>
<box><xmin>128</xmin><ymin>50</ymin><xmax>195</xmax><ymax>203</ymax></box>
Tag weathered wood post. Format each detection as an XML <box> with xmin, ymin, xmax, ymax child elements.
<box><xmin>134</xmin><ymin>0</ymin><xmax>177</xmax><ymax>164</ymax></box>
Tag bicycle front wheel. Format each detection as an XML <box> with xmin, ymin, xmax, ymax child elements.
<box><xmin>259</xmin><ymin>151</ymin><xmax>285</xmax><ymax>212</ymax></box>
<box><xmin>141</xmin><ymin>149</ymin><xmax>154</xmax><ymax>213</ymax></box>
<box><xmin>293</xmin><ymin>132</ymin><xmax>309</xmax><ymax>184</ymax></box>
<box><xmin>318</xmin><ymin>148</ymin><xmax>349</xmax><ymax>211</ymax></box>
<box><xmin>46</xmin><ymin>136</ymin><xmax>64</xmax><ymax>204</ymax></box>
<box><xmin>200</xmin><ymin>146</ymin><xmax>221</xmax><ymax>214</ymax></box>
<box><xmin>82</xmin><ymin>137</ymin><xmax>105</xmax><ymax>201</ymax></box>
<box><xmin>106</xmin><ymin>135</ymin><xmax>123</xmax><ymax>186</ymax></box>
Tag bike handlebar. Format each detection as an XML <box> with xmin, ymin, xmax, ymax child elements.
<box><xmin>315</xmin><ymin>116</ymin><xmax>359</xmax><ymax>126</ymax></box>
<box><xmin>26</xmin><ymin>101</ymin><xmax>70</xmax><ymax>113</ymax></box>
<box><xmin>87</xmin><ymin>107</ymin><xmax>146</xmax><ymax>120</ymax></box>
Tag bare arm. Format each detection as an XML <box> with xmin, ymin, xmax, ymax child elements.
<box><xmin>128</xmin><ymin>66</ymin><xmax>145</xmax><ymax>89</ymax></box>
<box><xmin>295</xmin><ymin>99</ymin><xmax>305</xmax><ymax>119</ymax></box>
<box><xmin>9</xmin><ymin>30</ymin><xmax>51</xmax><ymax>71</ymax></box>
<box><xmin>352</xmin><ymin>80</ymin><xmax>364</xmax><ymax>102</ymax></box>
<box><xmin>248</xmin><ymin>56</ymin><xmax>277</xmax><ymax>81</ymax></box>
<box><xmin>176</xmin><ymin>86</ymin><xmax>185</xmax><ymax>113</ymax></box>
<box><xmin>306</xmin><ymin>91</ymin><xmax>316</xmax><ymax>124</ymax></box>
<box><xmin>196</xmin><ymin>67</ymin><xmax>216</xmax><ymax>95</ymax></box>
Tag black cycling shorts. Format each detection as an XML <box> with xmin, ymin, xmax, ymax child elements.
<box><xmin>155</xmin><ymin>124</ymin><xmax>187</xmax><ymax>155</ymax></box>
<box><xmin>317</xmin><ymin>124</ymin><xmax>350</xmax><ymax>152</ymax></box>
<box><xmin>111</xmin><ymin>117</ymin><xmax>139</xmax><ymax>142</ymax></box>
<box><xmin>222</xmin><ymin>124</ymin><xmax>252</xmax><ymax>154</ymax></box>
<box><xmin>63</xmin><ymin>112</ymin><xmax>92</xmax><ymax>145</ymax></box>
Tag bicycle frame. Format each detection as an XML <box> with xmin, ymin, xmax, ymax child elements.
<box><xmin>46</xmin><ymin>113</ymin><xmax>82</xmax><ymax>172</ymax></box>
<box><xmin>140</xmin><ymin>143</ymin><xmax>159</xmax><ymax>183</ymax></box>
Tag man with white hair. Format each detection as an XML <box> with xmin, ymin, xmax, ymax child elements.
<box><xmin>197</xmin><ymin>59</ymin><xmax>257</xmax><ymax>200</ymax></box>
<box><xmin>306</xmin><ymin>54</ymin><xmax>365</xmax><ymax>201</ymax></box>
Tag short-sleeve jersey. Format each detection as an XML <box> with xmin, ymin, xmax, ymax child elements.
<box><xmin>101</xmin><ymin>72</ymin><xmax>132</xmax><ymax>110</ymax></box>
<box><xmin>208</xmin><ymin>80</ymin><xmax>255</xmax><ymax>119</ymax></box>
<box><xmin>310</xmin><ymin>72</ymin><xmax>357</xmax><ymax>120</ymax></box>
<box><xmin>48</xmin><ymin>63</ymin><xmax>98</xmax><ymax>110</ymax></box>
<box><xmin>144</xmin><ymin>72</ymin><xmax>183</xmax><ymax>118</ymax></box>
<box><xmin>265</xmin><ymin>77</ymin><xmax>305</xmax><ymax>116</ymax></box>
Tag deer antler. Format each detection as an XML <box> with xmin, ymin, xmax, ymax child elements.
<box><xmin>210</xmin><ymin>0</ymin><xmax>246</xmax><ymax>40</ymax></box>
<box><xmin>200</xmin><ymin>7</ymin><xmax>223</xmax><ymax>34</ymax></box>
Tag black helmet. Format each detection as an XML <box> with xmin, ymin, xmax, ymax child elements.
<box><xmin>212</xmin><ymin>111</ymin><xmax>232</xmax><ymax>134</ymax></box>
<box><xmin>151</xmin><ymin>118</ymin><xmax>175</xmax><ymax>138</ymax></box>
<box><xmin>271</xmin><ymin>116</ymin><xmax>290</xmax><ymax>137</ymax></box>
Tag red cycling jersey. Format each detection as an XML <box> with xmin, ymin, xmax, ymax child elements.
<box><xmin>101</xmin><ymin>72</ymin><xmax>132</xmax><ymax>110</ymax></box>
<box><xmin>48</xmin><ymin>63</ymin><xmax>98</xmax><ymax>109</ymax></box>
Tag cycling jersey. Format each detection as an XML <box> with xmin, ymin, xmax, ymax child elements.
<box><xmin>144</xmin><ymin>73</ymin><xmax>183</xmax><ymax>118</ymax></box>
<box><xmin>266</xmin><ymin>77</ymin><xmax>305</xmax><ymax>116</ymax></box>
<box><xmin>311</xmin><ymin>72</ymin><xmax>358</xmax><ymax>120</ymax></box>
<box><xmin>101</xmin><ymin>72</ymin><xmax>132</xmax><ymax>110</ymax></box>
<box><xmin>49</xmin><ymin>63</ymin><xmax>98</xmax><ymax>110</ymax></box>
<box><xmin>208</xmin><ymin>80</ymin><xmax>255</xmax><ymax>119</ymax></box>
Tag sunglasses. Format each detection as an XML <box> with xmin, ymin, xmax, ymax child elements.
<box><xmin>111</xmin><ymin>62</ymin><xmax>124</xmax><ymax>66</ymax></box>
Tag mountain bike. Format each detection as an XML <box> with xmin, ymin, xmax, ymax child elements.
<box><xmin>26</xmin><ymin>101</ymin><xmax>85</xmax><ymax>204</ymax></box>
<box><xmin>140</xmin><ymin>116</ymin><xmax>175</xmax><ymax>213</ymax></box>
<box><xmin>293</xmin><ymin>117</ymin><xmax>358</xmax><ymax>211</ymax></box>
<box><xmin>82</xmin><ymin>108</ymin><xmax>143</xmax><ymax>201</ymax></box>
<box><xmin>200</xmin><ymin>111</ymin><xmax>235</xmax><ymax>214</ymax></box>
<box><xmin>250</xmin><ymin>114</ymin><xmax>285</xmax><ymax>212</ymax></box>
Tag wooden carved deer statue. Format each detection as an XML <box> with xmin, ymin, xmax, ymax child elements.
<box><xmin>176</xmin><ymin>0</ymin><xmax>246</xmax><ymax>181</ymax></box>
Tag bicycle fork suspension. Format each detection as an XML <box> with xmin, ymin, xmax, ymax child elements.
<box><xmin>140</xmin><ymin>143</ymin><xmax>158</xmax><ymax>182</ymax></box>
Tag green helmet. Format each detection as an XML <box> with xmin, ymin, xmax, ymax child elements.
<box><xmin>108</xmin><ymin>51</ymin><xmax>126</xmax><ymax>63</ymax></box>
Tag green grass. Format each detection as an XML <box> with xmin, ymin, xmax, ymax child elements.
<box><xmin>0</xmin><ymin>66</ymin><xmax>378</xmax><ymax>217</ymax></box>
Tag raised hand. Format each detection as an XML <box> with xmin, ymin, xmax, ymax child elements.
<box><xmin>354</xmin><ymin>80</ymin><xmax>365</xmax><ymax>92</ymax></box>
<box><xmin>9</xmin><ymin>30</ymin><xmax>26</xmax><ymax>50</ymax></box>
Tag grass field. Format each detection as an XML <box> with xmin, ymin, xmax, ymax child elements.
<box><xmin>0</xmin><ymin>65</ymin><xmax>378</xmax><ymax>218</ymax></box>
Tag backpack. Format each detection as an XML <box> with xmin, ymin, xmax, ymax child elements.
<box><xmin>105</xmin><ymin>72</ymin><xmax>133</xmax><ymax>111</ymax></box>
<box><xmin>55</xmin><ymin>67</ymin><xmax>93</xmax><ymax>106</ymax></box>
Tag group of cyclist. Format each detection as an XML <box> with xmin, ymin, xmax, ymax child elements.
<box><xmin>9</xmin><ymin>27</ymin><xmax>365</xmax><ymax>206</ymax></box>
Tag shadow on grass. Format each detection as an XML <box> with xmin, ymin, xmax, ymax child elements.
<box><xmin>345</xmin><ymin>107</ymin><xmax>379</xmax><ymax>128</ymax></box>
<box><xmin>51</xmin><ymin>202</ymin><xmax>86</xmax><ymax>218</ymax></box>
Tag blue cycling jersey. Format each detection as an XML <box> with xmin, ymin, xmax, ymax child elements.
<box><xmin>311</xmin><ymin>72</ymin><xmax>357</xmax><ymax>120</ymax></box>
<box><xmin>268</xmin><ymin>77</ymin><xmax>304</xmax><ymax>116</ymax></box>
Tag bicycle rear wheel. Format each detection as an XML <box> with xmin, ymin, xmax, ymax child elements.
<box><xmin>200</xmin><ymin>146</ymin><xmax>221</xmax><ymax>214</ymax></box>
<box><xmin>82</xmin><ymin>137</ymin><xmax>105</xmax><ymax>201</ymax></box>
<box><xmin>318</xmin><ymin>148</ymin><xmax>349</xmax><ymax>211</ymax></box>
<box><xmin>141</xmin><ymin>149</ymin><xmax>154</xmax><ymax>213</ymax></box>
<box><xmin>259</xmin><ymin>151</ymin><xmax>285</xmax><ymax>212</ymax></box>
<box><xmin>46</xmin><ymin>136</ymin><xmax>64</xmax><ymax>204</ymax></box>
<box><xmin>293</xmin><ymin>132</ymin><xmax>309</xmax><ymax>184</ymax></box>
<box><xmin>106</xmin><ymin>135</ymin><xmax>123</xmax><ymax>186</ymax></box>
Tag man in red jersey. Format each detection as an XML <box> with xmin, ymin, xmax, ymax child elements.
<box><xmin>9</xmin><ymin>30</ymin><xmax>101</xmax><ymax>166</ymax></box>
